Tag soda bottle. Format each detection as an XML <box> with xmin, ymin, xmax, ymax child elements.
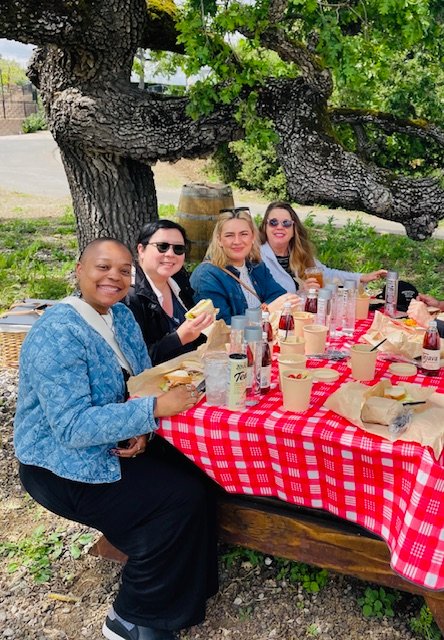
<box><xmin>278</xmin><ymin>302</ymin><xmax>295</xmax><ymax>341</ymax></box>
<box><xmin>421</xmin><ymin>320</ymin><xmax>441</xmax><ymax>377</ymax></box>
<box><xmin>262</xmin><ymin>310</ymin><xmax>273</xmax><ymax>346</ymax></box>
<box><xmin>385</xmin><ymin>271</ymin><xmax>399</xmax><ymax>318</ymax></box>
<box><xmin>244</xmin><ymin>326</ymin><xmax>262</xmax><ymax>405</ymax></box>
<box><xmin>260</xmin><ymin>331</ymin><xmax>271</xmax><ymax>394</ymax></box>
<box><xmin>304</xmin><ymin>288</ymin><xmax>318</xmax><ymax>314</ymax></box>
<box><xmin>230</xmin><ymin>315</ymin><xmax>246</xmax><ymax>354</ymax></box>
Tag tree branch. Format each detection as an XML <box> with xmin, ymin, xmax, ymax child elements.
<box><xmin>330</xmin><ymin>108</ymin><xmax>444</xmax><ymax>147</ymax></box>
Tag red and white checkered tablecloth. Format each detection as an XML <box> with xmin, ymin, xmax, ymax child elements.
<box><xmin>158</xmin><ymin>316</ymin><xmax>444</xmax><ymax>590</ymax></box>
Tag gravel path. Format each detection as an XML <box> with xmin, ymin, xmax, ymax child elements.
<box><xmin>0</xmin><ymin>369</ymin><xmax>427</xmax><ymax>639</ymax></box>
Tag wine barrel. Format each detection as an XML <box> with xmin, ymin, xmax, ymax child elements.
<box><xmin>176</xmin><ymin>183</ymin><xmax>234</xmax><ymax>261</ymax></box>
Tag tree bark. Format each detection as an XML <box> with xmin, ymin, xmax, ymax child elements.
<box><xmin>259</xmin><ymin>78</ymin><xmax>444</xmax><ymax>239</ymax></box>
<box><xmin>59</xmin><ymin>143</ymin><xmax>157</xmax><ymax>252</ymax></box>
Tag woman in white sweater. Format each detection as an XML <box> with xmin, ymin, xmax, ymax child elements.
<box><xmin>259</xmin><ymin>201</ymin><xmax>386</xmax><ymax>292</ymax></box>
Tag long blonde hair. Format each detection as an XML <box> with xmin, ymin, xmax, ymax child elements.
<box><xmin>206</xmin><ymin>210</ymin><xmax>262</xmax><ymax>268</ymax></box>
<box><xmin>259</xmin><ymin>201</ymin><xmax>316</xmax><ymax>277</ymax></box>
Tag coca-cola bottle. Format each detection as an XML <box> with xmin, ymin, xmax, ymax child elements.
<box><xmin>260</xmin><ymin>331</ymin><xmax>271</xmax><ymax>394</ymax></box>
<box><xmin>278</xmin><ymin>302</ymin><xmax>295</xmax><ymax>341</ymax></box>
<box><xmin>304</xmin><ymin>288</ymin><xmax>318</xmax><ymax>314</ymax></box>
<box><xmin>421</xmin><ymin>320</ymin><xmax>441</xmax><ymax>377</ymax></box>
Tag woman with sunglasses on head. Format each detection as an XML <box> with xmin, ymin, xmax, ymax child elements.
<box><xmin>190</xmin><ymin>208</ymin><xmax>300</xmax><ymax>324</ymax></box>
<box><xmin>126</xmin><ymin>220</ymin><xmax>213</xmax><ymax>364</ymax></box>
<box><xmin>259</xmin><ymin>202</ymin><xmax>386</xmax><ymax>292</ymax></box>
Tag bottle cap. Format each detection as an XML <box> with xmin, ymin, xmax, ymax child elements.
<box><xmin>245</xmin><ymin>307</ymin><xmax>262</xmax><ymax>324</ymax></box>
<box><xmin>231</xmin><ymin>315</ymin><xmax>247</xmax><ymax>330</ymax></box>
<box><xmin>308</xmin><ymin>288</ymin><xmax>317</xmax><ymax>296</ymax></box>
<box><xmin>325</xmin><ymin>283</ymin><xmax>337</xmax><ymax>293</ymax></box>
<box><xmin>318</xmin><ymin>288</ymin><xmax>331</xmax><ymax>299</ymax></box>
<box><xmin>244</xmin><ymin>326</ymin><xmax>262</xmax><ymax>342</ymax></box>
<box><xmin>262</xmin><ymin>310</ymin><xmax>270</xmax><ymax>320</ymax></box>
<box><xmin>387</xmin><ymin>271</ymin><xmax>398</xmax><ymax>278</ymax></box>
<box><xmin>344</xmin><ymin>280</ymin><xmax>356</xmax><ymax>290</ymax></box>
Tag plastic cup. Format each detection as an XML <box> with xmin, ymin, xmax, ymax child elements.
<box><xmin>277</xmin><ymin>354</ymin><xmax>306</xmax><ymax>390</ymax></box>
<box><xmin>350</xmin><ymin>344</ymin><xmax>377</xmax><ymax>381</ymax></box>
<box><xmin>203</xmin><ymin>351</ymin><xmax>229</xmax><ymax>405</ymax></box>
<box><xmin>293</xmin><ymin>311</ymin><xmax>315</xmax><ymax>338</ymax></box>
<box><xmin>303</xmin><ymin>324</ymin><xmax>328</xmax><ymax>355</ymax></box>
<box><xmin>356</xmin><ymin>296</ymin><xmax>370</xmax><ymax>320</ymax></box>
<box><xmin>281</xmin><ymin>371</ymin><xmax>313</xmax><ymax>412</ymax></box>
<box><xmin>279</xmin><ymin>336</ymin><xmax>305</xmax><ymax>356</ymax></box>
<box><xmin>304</xmin><ymin>267</ymin><xmax>324</xmax><ymax>287</ymax></box>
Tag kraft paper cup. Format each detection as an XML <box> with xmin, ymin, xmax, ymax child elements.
<box><xmin>279</xmin><ymin>336</ymin><xmax>305</xmax><ymax>356</ymax></box>
<box><xmin>293</xmin><ymin>311</ymin><xmax>315</xmax><ymax>338</ymax></box>
<box><xmin>303</xmin><ymin>324</ymin><xmax>328</xmax><ymax>355</ymax></box>
<box><xmin>281</xmin><ymin>371</ymin><xmax>313</xmax><ymax>412</ymax></box>
<box><xmin>356</xmin><ymin>296</ymin><xmax>370</xmax><ymax>320</ymax></box>
<box><xmin>350</xmin><ymin>344</ymin><xmax>377</xmax><ymax>381</ymax></box>
<box><xmin>278</xmin><ymin>354</ymin><xmax>306</xmax><ymax>390</ymax></box>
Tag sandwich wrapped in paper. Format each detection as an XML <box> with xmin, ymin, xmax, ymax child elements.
<box><xmin>127</xmin><ymin>319</ymin><xmax>231</xmax><ymax>397</ymax></box>
<box><xmin>323</xmin><ymin>379</ymin><xmax>444</xmax><ymax>458</ymax></box>
<box><xmin>185</xmin><ymin>299</ymin><xmax>217</xmax><ymax>320</ymax></box>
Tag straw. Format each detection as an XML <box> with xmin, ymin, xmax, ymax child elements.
<box><xmin>370</xmin><ymin>338</ymin><xmax>387</xmax><ymax>352</ymax></box>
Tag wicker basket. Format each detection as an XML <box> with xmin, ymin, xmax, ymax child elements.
<box><xmin>0</xmin><ymin>326</ymin><xmax>30</xmax><ymax>368</ymax></box>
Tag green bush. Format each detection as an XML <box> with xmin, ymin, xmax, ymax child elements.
<box><xmin>22</xmin><ymin>110</ymin><xmax>47</xmax><ymax>134</ymax></box>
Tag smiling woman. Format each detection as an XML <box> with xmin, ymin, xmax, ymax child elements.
<box><xmin>190</xmin><ymin>210</ymin><xmax>300</xmax><ymax>324</ymax></box>
<box><xmin>126</xmin><ymin>220</ymin><xmax>213</xmax><ymax>364</ymax></box>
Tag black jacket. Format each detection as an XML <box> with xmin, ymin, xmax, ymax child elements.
<box><xmin>125</xmin><ymin>265</ymin><xmax>206</xmax><ymax>365</ymax></box>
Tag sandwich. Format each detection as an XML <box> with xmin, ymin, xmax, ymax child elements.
<box><xmin>185</xmin><ymin>299</ymin><xmax>216</xmax><ymax>320</ymax></box>
<box><xmin>160</xmin><ymin>360</ymin><xmax>204</xmax><ymax>391</ymax></box>
<box><xmin>361</xmin><ymin>397</ymin><xmax>405</xmax><ymax>426</ymax></box>
<box><xmin>384</xmin><ymin>385</ymin><xmax>407</xmax><ymax>401</ymax></box>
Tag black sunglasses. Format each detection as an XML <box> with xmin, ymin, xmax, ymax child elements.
<box><xmin>267</xmin><ymin>218</ymin><xmax>294</xmax><ymax>228</ymax></box>
<box><xmin>219</xmin><ymin>207</ymin><xmax>251</xmax><ymax>217</ymax></box>
<box><xmin>147</xmin><ymin>242</ymin><xmax>186</xmax><ymax>255</ymax></box>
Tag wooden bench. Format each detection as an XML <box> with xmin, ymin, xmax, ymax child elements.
<box><xmin>90</xmin><ymin>492</ymin><xmax>444</xmax><ymax>635</ymax></box>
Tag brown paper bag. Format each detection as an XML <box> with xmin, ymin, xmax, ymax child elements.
<box><xmin>324</xmin><ymin>380</ymin><xmax>444</xmax><ymax>457</ymax></box>
<box><xmin>128</xmin><ymin>351</ymin><xmax>204</xmax><ymax>398</ymax></box>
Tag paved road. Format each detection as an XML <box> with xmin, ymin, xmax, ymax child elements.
<box><xmin>1</xmin><ymin>131</ymin><xmax>442</xmax><ymax>238</ymax></box>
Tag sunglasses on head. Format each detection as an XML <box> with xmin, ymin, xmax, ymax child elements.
<box><xmin>266</xmin><ymin>218</ymin><xmax>294</xmax><ymax>228</ymax></box>
<box><xmin>220</xmin><ymin>206</ymin><xmax>251</xmax><ymax>217</ymax></box>
<box><xmin>147</xmin><ymin>242</ymin><xmax>186</xmax><ymax>255</ymax></box>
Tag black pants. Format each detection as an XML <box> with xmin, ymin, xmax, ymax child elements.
<box><xmin>19</xmin><ymin>439</ymin><xmax>218</xmax><ymax>630</ymax></box>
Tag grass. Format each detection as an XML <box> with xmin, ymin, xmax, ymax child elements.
<box><xmin>0</xmin><ymin>207</ymin><xmax>443</xmax><ymax>312</ymax></box>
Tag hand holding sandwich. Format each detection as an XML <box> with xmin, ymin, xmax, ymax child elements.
<box><xmin>176</xmin><ymin>312</ymin><xmax>214</xmax><ymax>346</ymax></box>
<box><xmin>155</xmin><ymin>383</ymin><xmax>201</xmax><ymax>417</ymax></box>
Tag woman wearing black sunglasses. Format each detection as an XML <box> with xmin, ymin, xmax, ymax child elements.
<box><xmin>126</xmin><ymin>220</ymin><xmax>213</xmax><ymax>364</ymax></box>
<box><xmin>259</xmin><ymin>201</ymin><xmax>386</xmax><ymax>292</ymax></box>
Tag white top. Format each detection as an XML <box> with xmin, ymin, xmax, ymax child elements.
<box><xmin>238</xmin><ymin>264</ymin><xmax>260</xmax><ymax>309</ymax></box>
<box><xmin>145</xmin><ymin>274</ymin><xmax>187</xmax><ymax>311</ymax></box>
<box><xmin>260</xmin><ymin>242</ymin><xmax>361</xmax><ymax>292</ymax></box>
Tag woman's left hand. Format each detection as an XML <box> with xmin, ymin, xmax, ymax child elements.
<box><xmin>360</xmin><ymin>269</ymin><xmax>388</xmax><ymax>284</ymax></box>
<box><xmin>111</xmin><ymin>434</ymin><xmax>147</xmax><ymax>458</ymax></box>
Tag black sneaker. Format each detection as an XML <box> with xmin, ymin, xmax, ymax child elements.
<box><xmin>102</xmin><ymin>615</ymin><xmax>176</xmax><ymax>640</ymax></box>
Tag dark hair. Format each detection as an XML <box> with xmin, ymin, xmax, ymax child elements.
<box><xmin>259</xmin><ymin>201</ymin><xmax>316</xmax><ymax>276</ymax></box>
<box><xmin>137</xmin><ymin>219</ymin><xmax>191</xmax><ymax>253</ymax></box>
<box><xmin>78</xmin><ymin>237</ymin><xmax>131</xmax><ymax>263</ymax></box>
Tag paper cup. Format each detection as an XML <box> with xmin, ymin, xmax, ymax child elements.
<box><xmin>350</xmin><ymin>344</ymin><xmax>377</xmax><ymax>381</ymax></box>
<box><xmin>281</xmin><ymin>371</ymin><xmax>313</xmax><ymax>412</ymax></box>
<box><xmin>303</xmin><ymin>324</ymin><xmax>328</xmax><ymax>355</ymax></box>
<box><xmin>278</xmin><ymin>354</ymin><xmax>306</xmax><ymax>390</ymax></box>
<box><xmin>293</xmin><ymin>311</ymin><xmax>315</xmax><ymax>338</ymax></box>
<box><xmin>356</xmin><ymin>296</ymin><xmax>370</xmax><ymax>320</ymax></box>
<box><xmin>279</xmin><ymin>336</ymin><xmax>305</xmax><ymax>356</ymax></box>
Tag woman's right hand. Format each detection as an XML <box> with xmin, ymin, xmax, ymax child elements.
<box><xmin>154</xmin><ymin>384</ymin><xmax>200</xmax><ymax>417</ymax></box>
<box><xmin>176</xmin><ymin>312</ymin><xmax>214</xmax><ymax>345</ymax></box>
<box><xmin>301</xmin><ymin>277</ymin><xmax>321</xmax><ymax>291</ymax></box>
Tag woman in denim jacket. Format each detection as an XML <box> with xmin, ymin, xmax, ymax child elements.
<box><xmin>190</xmin><ymin>209</ymin><xmax>300</xmax><ymax>324</ymax></box>
<box><xmin>14</xmin><ymin>238</ymin><xmax>217</xmax><ymax>640</ymax></box>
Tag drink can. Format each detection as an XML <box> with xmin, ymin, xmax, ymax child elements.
<box><xmin>227</xmin><ymin>353</ymin><xmax>247</xmax><ymax>411</ymax></box>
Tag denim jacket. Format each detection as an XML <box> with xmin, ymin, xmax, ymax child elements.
<box><xmin>190</xmin><ymin>261</ymin><xmax>286</xmax><ymax>324</ymax></box>
<box><xmin>14</xmin><ymin>303</ymin><xmax>156</xmax><ymax>484</ymax></box>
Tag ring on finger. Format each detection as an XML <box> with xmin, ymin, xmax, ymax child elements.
<box><xmin>190</xmin><ymin>391</ymin><xmax>196</xmax><ymax>398</ymax></box>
